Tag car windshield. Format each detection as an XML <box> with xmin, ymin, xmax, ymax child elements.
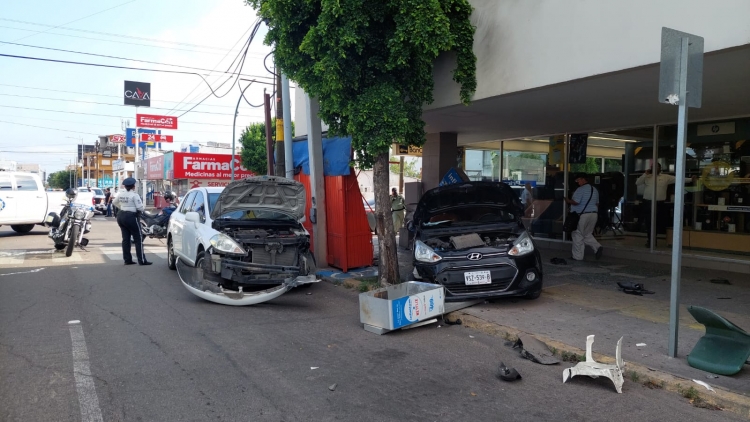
<box><xmin>207</xmin><ymin>193</ymin><xmax>220</xmax><ymax>212</ymax></box>
<box><xmin>423</xmin><ymin>206</ymin><xmax>516</xmax><ymax>227</ymax></box>
<box><xmin>215</xmin><ymin>209</ymin><xmax>297</xmax><ymax>222</ymax></box>
<box><xmin>92</xmin><ymin>189</ymin><xmax>103</xmax><ymax>195</ymax></box>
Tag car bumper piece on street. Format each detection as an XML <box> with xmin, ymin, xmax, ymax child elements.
<box><xmin>176</xmin><ymin>259</ymin><xmax>317</xmax><ymax>306</ymax></box>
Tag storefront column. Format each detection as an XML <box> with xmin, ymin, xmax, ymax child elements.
<box><xmin>422</xmin><ymin>132</ymin><xmax>457</xmax><ymax>191</ymax></box>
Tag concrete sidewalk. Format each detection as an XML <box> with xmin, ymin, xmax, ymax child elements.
<box><xmin>317</xmin><ymin>240</ymin><xmax>750</xmax><ymax>415</ymax></box>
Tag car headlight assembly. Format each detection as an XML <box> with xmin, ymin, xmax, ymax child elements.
<box><xmin>414</xmin><ymin>240</ymin><xmax>442</xmax><ymax>263</ymax></box>
<box><xmin>509</xmin><ymin>232</ymin><xmax>534</xmax><ymax>257</ymax></box>
<box><xmin>209</xmin><ymin>234</ymin><xmax>247</xmax><ymax>255</ymax></box>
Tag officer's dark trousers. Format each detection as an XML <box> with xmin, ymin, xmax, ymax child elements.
<box><xmin>117</xmin><ymin>211</ymin><xmax>147</xmax><ymax>264</ymax></box>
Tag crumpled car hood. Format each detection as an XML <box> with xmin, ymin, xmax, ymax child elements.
<box><xmin>413</xmin><ymin>182</ymin><xmax>522</xmax><ymax>224</ymax></box>
<box><xmin>210</xmin><ymin>176</ymin><xmax>306</xmax><ymax>220</ymax></box>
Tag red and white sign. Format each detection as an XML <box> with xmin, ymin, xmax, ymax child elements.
<box><xmin>136</xmin><ymin>114</ymin><xmax>178</xmax><ymax>130</ymax></box>
<box><xmin>141</xmin><ymin>133</ymin><xmax>174</xmax><ymax>143</ymax></box>
<box><xmin>173</xmin><ymin>152</ymin><xmax>254</xmax><ymax>180</ymax></box>
<box><xmin>187</xmin><ymin>179</ymin><xmax>235</xmax><ymax>189</ymax></box>
<box><xmin>144</xmin><ymin>155</ymin><xmax>165</xmax><ymax>180</ymax></box>
<box><xmin>109</xmin><ymin>134</ymin><xmax>126</xmax><ymax>143</ymax></box>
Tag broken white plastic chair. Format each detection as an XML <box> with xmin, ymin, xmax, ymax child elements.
<box><xmin>562</xmin><ymin>335</ymin><xmax>625</xmax><ymax>393</ymax></box>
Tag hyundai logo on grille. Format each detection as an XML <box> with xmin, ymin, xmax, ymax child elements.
<box><xmin>467</xmin><ymin>253</ymin><xmax>483</xmax><ymax>261</ymax></box>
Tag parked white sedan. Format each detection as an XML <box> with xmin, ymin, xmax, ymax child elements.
<box><xmin>167</xmin><ymin>177</ymin><xmax>317</xmax><ymax>306</ymax></box>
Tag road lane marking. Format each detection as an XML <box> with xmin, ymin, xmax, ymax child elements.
<box><xmin>0</xmin><ymin>249</ymin><xmax>25</xmax><ymax>265</ymax></box>
<box><xmin>0</xmin><ymin>268</ymin><xmax>45</xmax><ymax>277</ymax></box>
<box><xmin>68</xmin><ymin>321</ymin><xmax>104</xmax><ymax>422</ymax></box>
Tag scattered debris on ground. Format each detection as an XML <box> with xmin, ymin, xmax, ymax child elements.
<box><xmin>513</xmin><ymin>334</ymin><xmax>560</xmax><ymax>365</ymax></box>
<box><xmin>617</xmin><ymin>281</ymin><xmax>655</xmax><ymax>295</ymax></box>
<box><xmin>328</xmin><ymin>383</ymin><xmax>337</xmax><ymax>391</ymax></box>
<box><xmin>692</xmin><ymin>379</ymin><xmax>716</xmax><ymax>393</ymax></box>
<box><xmin>636</xmin><ymin>343</ymin><xmax>647</xmax><ymax>347</ymax></box>
<box><xmin>497</xmin><ymin>362</ymin><xmax>522</xmax><ymax>382</ymax></box>
<box><xmin>563</xmin><ymin>335</ymin><xmax>625</xmax><ymax>394</ymax></box>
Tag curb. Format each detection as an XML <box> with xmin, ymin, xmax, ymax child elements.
<box><xmin>446</xmin><ymin>311</ymin><xmax>750</xmax><ymax>418</ymax></box>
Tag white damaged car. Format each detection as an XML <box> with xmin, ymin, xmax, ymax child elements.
<box><xmin>168</xmin><ymin>176</ymin><xmax>317</xmax><ymax>306</ymax></box>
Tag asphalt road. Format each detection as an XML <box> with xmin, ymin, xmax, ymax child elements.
<box><xmin>0</xmin><ymin>220</ymin><xmax>742</xmax><ymax>422</ymax></box>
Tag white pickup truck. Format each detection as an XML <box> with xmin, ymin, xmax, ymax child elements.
<box><xmin>0</xmin><ymin>172</ymin><xmax>67</xmax><ymax>234</ymax></box>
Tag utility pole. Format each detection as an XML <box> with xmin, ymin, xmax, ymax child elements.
<box><xmin>264</xmin><ymin>90</ymin><xmax>274</xmax><ymax>176</ymax></box>
<box><xmin>274</xmin><ymin>66</ymin><xmax>285</xmax><ymax>177</ymax></box>
<box><xmin>281</xmin><ymin>73</ymin><xmax>294</xmax><ymax>179</ymax></box>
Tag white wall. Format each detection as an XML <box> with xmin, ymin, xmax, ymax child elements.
<box><xmin>294</xmin><ymin>88</ymin><xmax>329</xmax><ymax>137</ymax></box>
<box><xmin>428</xmin><ymin>0</ymin><xmax>750</xmax><ymax>109</ymax></box>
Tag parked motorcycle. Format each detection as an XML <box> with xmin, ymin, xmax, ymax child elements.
<box><xmin>139</xmin><ymin>191</ymin><xmax>179</xmax><ymax>240</ymax></box>
<box><xmin>44</xmin><ymin>188</ymin><xmax>94</xmax><ymax>257</ymax></box>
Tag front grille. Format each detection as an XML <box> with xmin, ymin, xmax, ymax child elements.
<box><xmin>251</xmin><ymin>246</ymin><xmax>297</xmax><ymax>266</ymax></box>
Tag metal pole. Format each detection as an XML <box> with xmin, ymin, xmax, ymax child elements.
<box><xmin>282</xmin><ymin>73</ymin><xmax>294</xmax><ymax>179</ymax></box>
<box><xmin>668</xmin><ymin>37</ymin><xmax>690</xmax><ymax>358</ymax></box>
<box><xmin>650</xmin><ymin>125</ymin><xmax>659</xmax><ymax>251</ymax></box>
<box><xmin>562</xmin><ymin>134</ymin><xmax>570</xmax><ymax>242</ymax></box>
<box><xmin>264</xmin><ymin>91</ymin><xmax>274</xmax><ymax>176</ymax></box>
<box><xmin>232</xmin><ymin>82</ymin><xmax>253</xmax><ymax>181</ymax></box>
<box><xmin>498</xmin><ymin>141</ymin><xmax>504</xmax><ymax>182</ymax></box>
<box><xmin>135</xmin><ymin>106</ymin><xmax>140</xmax><ymax>193</ymax></box>
<box><xmin>306</xmin><ymin>93</ymin><xmax>327</xmax><ymax>266</ymax></box>
<box><xmin>275</xmin><ymin>65</ymin><xmax>285</xmax><ymax>177</ymax></box>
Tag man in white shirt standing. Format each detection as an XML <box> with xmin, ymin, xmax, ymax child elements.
<box><xmin>565</xmin><ymin>174</ymin><xmax>603</xmax><ymax>261</ymax></box>
<box><xmin>636</xmin><ymin>163</ymin><xmax>696</xmax><ymax>247</ymax></box>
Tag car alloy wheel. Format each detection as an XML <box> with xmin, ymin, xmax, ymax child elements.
<box><xmin>167</xmin><ymin>238</ymin><xmax>177</xmax><ymax>270</ymax></box>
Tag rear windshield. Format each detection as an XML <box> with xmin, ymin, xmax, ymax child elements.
<box><xmin>92</xmin><ymin>189</ymin><xmax>104</xmax><ymax>195</ymax></box>
<box><xmin>423</xmin><ymin>206</ymin><xmax>516</xmax><ymax>227</ymax></box>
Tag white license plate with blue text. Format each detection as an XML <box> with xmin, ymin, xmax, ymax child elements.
<box><xmin>464</xmin><ymin>270</ymin><xmax>492</xmax><ymax>285</ymax></box>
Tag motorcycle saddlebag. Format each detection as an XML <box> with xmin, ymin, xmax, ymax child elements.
<box><xmin>44</xmin><ymin>212</ymin><xmax>61</xmax><ymax>228</ymax></box>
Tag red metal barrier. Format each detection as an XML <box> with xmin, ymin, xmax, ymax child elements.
<box><xmin>295</xmin><ymin>170</ymin><xmax>373</xmax><ymax>272</ymax></box>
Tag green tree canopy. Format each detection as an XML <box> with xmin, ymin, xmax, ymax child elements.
<box><xmin>47</xmin><ymin>170</ymin><xmax>75</xmax><ymax>190</ymax></box>
<box><xmin>239</xmin><ymin>118</ymin><xmax>295</xmax><ymax>176</ymax></box>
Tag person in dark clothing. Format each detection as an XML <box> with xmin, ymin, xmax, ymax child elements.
<box><xmin>104</xmin><ymin>188</ymin><xmax>112</xmax><ymax>217</ymax></box>
<box><xmin>113</xmin><ymin>178</ymin><xmax>151</xmax><ymax>265</ymax></box>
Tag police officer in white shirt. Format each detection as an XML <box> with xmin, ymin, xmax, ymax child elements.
<box><xmin>113</xmin><ymin>177</ymin><xmax>151</xmax><ymax>265</ymax></box>
<box><xmin>636</xmin><ymin>163</ymin><xmax>696</xmax><ymax>247</ymax></box>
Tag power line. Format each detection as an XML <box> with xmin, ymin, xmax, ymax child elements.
<box><xmin>1</xmin><ymin>17</ymin><xmax>240</xmax><ymax>52</ymax></box>
<box><xmin>0</xmin><ymin>93</ymin><xmax>265</xmax><ymax>118</ymax></box>
<box><xmin>13</xmin><ymin>0</ymin><xmax>138</xmax><ymax>42</ymax></box>
<box><xmin>0</xmin><ymin>120</ymin><xmax>100</xmax><ymax>135</ymax></box>
<box><xmin>0</xmin><ymin>24</ymin><xmax>235</xmax><ymax>57</ymax></box>
<box><xmin>0</xmin><ymin>40</ymin><xmax>274</xmax><ymax>80</ymax></box>
<box><xmin>0</xmin><ymin>83</ymin><xmax>243</xmax><ymax>109</ymax></box>
<box><xmin>0</xmin><ymin>52</ymin><xmax>275</xmax><ymax>102</ymax></box>
<box><xmin>173</xmin><ymin>20</ymin><xmax>264</xmax><ymax>117</ymax></box>
<box><xmin>0</xmin><ymin>104</ymin><xmax>248</xmax><ymax>127</ymax></box>
<box><xmin>166</xmin><ymin>20</ymin><xmax>259</xmax><ymax>115</ymax></box>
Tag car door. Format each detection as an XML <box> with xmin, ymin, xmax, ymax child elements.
<box><xmin>13</xmin><ymin>174</ymin><xmax>46</xmax><ymax>223</ymax></box>
<box><xmin>0</xmin><ymin>174</ymin><xmax>16</xmax><ymax>224</ymax></box>
<box><xmin>171</xmin><ymin>191</ymin><xmax>196</xmax><ymax>262</ymax></box>
<box><xmin>183</xmin><ymin>190</ymin><xmax>207</xmax><ymax>264</ymax></box>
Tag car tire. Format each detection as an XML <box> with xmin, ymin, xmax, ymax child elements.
<box><xmin>10</xmin><ymin>224</ymin><xmax>34</xmax><ymax>234</ymax></box>
<box><xmin>524</xmin><ymin>289</ymin><xmax>542</xmax><ymax>300</ymax></box>
<box><xmin>65</xmin><ymin>225</ymin><xmax>79</xmax><ymax>257</ymax></box>
<box><xmin>167</xmin><ymin>237</ymin><xmax>177</xmax><ymax>270</ymax></box>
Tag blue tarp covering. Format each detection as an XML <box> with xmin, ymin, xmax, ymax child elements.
<box><xmin>292</xmin><ymin>136</ymin><xmax>352</xmax><ymax>176</ymax></box>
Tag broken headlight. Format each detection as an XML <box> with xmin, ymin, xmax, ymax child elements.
<box><xmin>508</xmin><ymin>231</ymin><xmax>534</xmax><ymax>257</ymax></box>
<box><xmin>414</xmin><ymin>240</ymin><xmax>442</xmax><ymax>263</ymax></box>
<box><xmin>209</xmin><ymin>233</ymin><xmax>247</xmax><ymax>255</ymax></box>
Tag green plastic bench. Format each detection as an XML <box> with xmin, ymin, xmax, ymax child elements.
<box><xmin>687</xmin><ymin>306</ymin><xmax>750</xmax><ymax>376</ymax></box>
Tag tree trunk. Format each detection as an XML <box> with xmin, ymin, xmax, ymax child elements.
<box><xmin>373</xmin><ymin>151</ymin><xmax>400</xmax><ymax>286</ymax></box>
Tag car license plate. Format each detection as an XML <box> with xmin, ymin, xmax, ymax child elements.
<box><xmin>464</xmin><ymin>270</ymin><xmax>492</xmax><ymax>285</ymax></box>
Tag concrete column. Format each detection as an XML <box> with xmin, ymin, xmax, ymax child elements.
<box><xmin>421</xmin><ymin>132</ymin><xmax>458</xmax><ymax>192</ymax></box>
<box><xmin>305</xmin><ymin>94</ymin><xmax>327</xmax><ymax>266</ymax></box>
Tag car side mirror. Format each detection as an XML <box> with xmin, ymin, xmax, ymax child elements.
<box><xmin>185</xmin><ymin>211</ymin><xmax>201</xmax><ymax>224</ymax></box>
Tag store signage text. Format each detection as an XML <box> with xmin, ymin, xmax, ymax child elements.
<box><xmin>109</xmin><ymin>134</ymin><xmax>126</xmax><ymax>143</ymax></box>
<box><xmin>141</xmin><ymin>133</ymin><xmax>174</xmax><ymax>143</ymax></box>
<box><xmin>124</xmin><ymin>81</ymin><xmax>151</xmax><ymax>107</ymax></box>
<box><xmin>137</xmin><ymin>114</ymin><xmax>178</xmax><ymax>129</ymax></box>
<box><xmin>173</xmin><ymin>153</ymin><xmax>254</xmax><ymax>180</ymax></box>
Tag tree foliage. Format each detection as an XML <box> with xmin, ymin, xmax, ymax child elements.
<box><xmin>239</xmin><ymin>118</ymin><xmax>295</xmax><ymax>176</ymax></box>
<box><xmin>247</xmin><ymin>0</ymin><xmax>476</xmax><ymax>167</ymax></box>
<box><xmin>248</xmin><ymin>0</ymin><xmax>477</xmax><ymax>284</ymax></box>
<box><xmin>47</xmin><ymin>170</ymin><xmax>75</xmax><ymax>190</ymax></box>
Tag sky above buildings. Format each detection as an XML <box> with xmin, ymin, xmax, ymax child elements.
<box><xmin>0</xmin><ymin>0</ymin><xmax>281</xmax><ymax>173</ymax></box>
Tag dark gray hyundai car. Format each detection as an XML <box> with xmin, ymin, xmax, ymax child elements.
<box><xmin>410</xmin><ymin>182</ymin><xmax>543</xmax><ymax>301</ymax></box>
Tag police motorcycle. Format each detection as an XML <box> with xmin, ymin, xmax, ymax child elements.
<box><xmin>44</xmin><ymin>188</ymin><xmax>94</xmax><ymax>257</ymax></box>
<box><xmin>139</xmin><ymin>191</ymin><xmax>178</xmax><ymax>240</ymax></box>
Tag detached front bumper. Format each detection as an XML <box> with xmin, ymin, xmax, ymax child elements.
<box><xmin>177</xmin><ymin>259</ymin><xmax>317</xmax><ymax>306</ymax></box>
<box><xmin>207</xmin><ymin>253</ymin><xmax>311</xmax><ymax>286</ymax></box>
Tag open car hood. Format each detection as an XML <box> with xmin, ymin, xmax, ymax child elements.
<box><xmin>210</xmin><ymin>176</ymin><xmax>306</xmax><ymax>221</ymax></box>
<box><xmin>413</xmin><ymin>182</ymin><xmax>522</xmax><ymax>224</ymax></box>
